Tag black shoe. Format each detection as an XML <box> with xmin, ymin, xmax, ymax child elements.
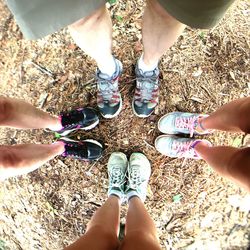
<box><xmin>57</xmin><ymin>107</ymin><xmax>99</xmax><ymax>136</ymax></box>
<box><xmin>60</xmin><ymin>138</ymin><xmax>103</xmax><ymax>161</ymax></box>
<box><xmin>132</xmin><ymin>65</ymin><xmax>160</xmax><ymax>118</ymax></box>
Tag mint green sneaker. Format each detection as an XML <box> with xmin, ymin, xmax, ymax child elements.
<box><xmin>125</xmin><ymin>153</ymin><xmax>151</xmax><ymax>202</ymax></box>
<box><xmin>108</xmin><ymin>152</ymin><xmax>128</xmax><ymax>200</ymax></box>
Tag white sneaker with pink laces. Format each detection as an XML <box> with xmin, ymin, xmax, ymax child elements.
<box><xmin>155</xmin><ymin>135</ymin><xmax>212</xmax><ymax>159</ymax></box>
<box><xmin>158</xmin><ymin>112</ymin><xmax>212</xmax><ymax>137</ymax></box>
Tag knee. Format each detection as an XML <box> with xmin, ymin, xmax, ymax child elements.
<box><xmin>0</xmin><ymin>97</ymin><xmax>14</xmax><ymax>125</ymax></box>
<box><xmin>86</xmin><ymin>225</ymin><xmax>119</xmax><ymax>249</ymax></box>
<box><xmin>227</xmin><ymin>148</ymin><xmax>250</xmax><ymax>190</ymax></box>
<box><xmin>0</xmin><ymin>147</ymin><xmax>22</xmax><ymax>169</ymax></box>
<box><xmin>238</xmin><ymin>99</ymin><xmax>250</xmax><ymax>133</ymax></box>
<box><xmin>121</xmin><ymin>231</ymin><xmax>161</xmax><ymax>250</ymax></box>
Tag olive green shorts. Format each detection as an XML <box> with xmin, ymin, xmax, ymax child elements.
<box><xmin>5</xmin><ymin>0</ymin><xmax>235</xmax><ymax>40</ymax></box>
<box><xmin>5</xmin><ymin>0</ymin><xmax>106</xmax><ymax>40</ymax></box>
<box><xmin>158</xmin><ymin>0</ymin><xmax>235</xmax><ymax>29</ymax></box>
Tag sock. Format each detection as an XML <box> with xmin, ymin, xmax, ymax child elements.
<box><xmin>109</xmin><ymin>190</ymin><xmax>124</xmax><ymax>204</ymax></box>
<box><xmin>137</xmin><ymin>54</ymin><xmax>158</xmax><ymax>73</ymax></box>
<box><xmin>127</xmin><ymin>190</ymin><xmax>144</xmax><ymax>202</ymax></box>
<box><xmin>98</xmin><ymin>56</ymin><xmax>117</xmax><ymax>77</ymax></box>
<box><xmin>192</xmin><ymin>139</ymin><xmax>212</xmax><ymax>158</ymax></box>
<box><xmin>195</xmin><ymin>115</ymin><xmax>213</xmax><ymax>134</ymax></box>
<box><xmin>48</xmin><ymin>117</ymin><xmax>63</xmax><ymax>131</ymax></box>
<box><xmin>51</xmin><ymin>141</ymin><xmax>65</xmax><ymax>155</ymax></box>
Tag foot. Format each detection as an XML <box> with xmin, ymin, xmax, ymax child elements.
<box><xmin>57</xmin><ymin>107</ymin><xmax>99</xmax><ymax>136</ymax></box>
<box><xmin>108</xmin><ymin>152</ymin><xmax>128</xmax><ymax>200</ymax></box>
<box><xmin>125</xmin><ymin>153</ymin><xmax>151</xmax><ymax>202</ymax></box>
<box><xmin>59</xmin><ymin>138</ymin><xmax>103</xmax><ymax>161</ymax></box>
<box><xmin>132</xmin><ymin>64</ymin><xmax>160</xmax><ymax>118</ymax></box>
<box><xmin>96</xmin><ymin>59</ymin><xmax>123</xmax><ymax>118</ymax></box>
<box><xmin>155</xmin><ymin>135</ymin><xmax>212</xmax><ymax>159</ymax></box>
<box><xmin>158</xmin><ymin>112</ymin><xmax>211</xmax><ymax>137</ymax></box>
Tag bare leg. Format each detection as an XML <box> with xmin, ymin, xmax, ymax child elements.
<box><xmin>65</xmin><ymin>195</ymin><xmax>120</xmax><ymax>250</ymax></box>
<box><xmin>195</xmin><ymin>97</ymin><xmax>250</xmax><ymax>191</ymax></box>
<box><xmin>0</xmin><ymin>96</ymin><xmax>62</xmax><ymax>130</ymax></box>
<box><xmin>120</xmin><ymin>197</ymin><xmax>161</xmax><ymax>250</ymax></box>
<box><xmin>201</xmin><ymin>97</ymin><xmax>250</xmax><ymax>133</ymax></box>
<box><xmin>194</xmin><ymin>142</ymin><xmax>250</xmax><ymax>192</ymax></box>
<box><xmin>0</xmin><ymin>142</ymin><xmax>64</xmax><ymax>180</ymax></box>
<box><xmin>141</xmin><ymin>0</ymin><xmax>186</xmax><ymax>67</ymax></box>
<box><xmin>68</xmin><ymin>5</ymin><xmax>116</xmax><ymax>75</ymax></box>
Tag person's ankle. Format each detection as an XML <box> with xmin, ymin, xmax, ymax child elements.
<box><xmin>138</xmin><ymin>54</ymin><xmax>158</xmax><ymax>73</ymax></box>
<box><xmin>47</xmin><ymin>117</ymin><xmax>63</xmax><ymax>131</ymax></box>
<box><xmin>97</xmin><ymin>56</ymin><xmax>117</xmax><ymax>76</ymax></box>
<box><xmin>109</xmin><ymin>193</ymin><xmax>122</xmax><ymax>201</ymax></box>
<box><xmin>192</xmin><ymin>139</ymin><xmax>212</xmax><ymax>156</ymax></box>
<box><xmin>195</xmin><ymin>116</ymin><xmax>212</xmax><ymax>134</ymax></box>
<box><xmin>51</xmin><ymin>141</ymin><xmax>65</xmax><ymax>155</ymax></box>
<box><xmin>126</xmin><ymin>189</ymin><xmax>143</xmax><ymax>202</ymax></box>
<box><xmin>108</xmin><ymin>188</ymin><xmax>124</xmax><ymax>201</ymax></box>
<box><xmin>128</xmin><ymin>194</ymin><xmax>140</xmax><ymax>202</ymax></box>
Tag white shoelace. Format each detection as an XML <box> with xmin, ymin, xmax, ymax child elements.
<box><xmin>109</xmin><ymin>165</ymin><xmax>126</xmax><ymax>188</ymax></box>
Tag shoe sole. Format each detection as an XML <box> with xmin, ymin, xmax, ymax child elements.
<box><xmin>60</xmin><ymin>137</ymin><xmax>103</xmax><ymax>148</ymax></box>
<box><xmin>84</xmin><ymin>139</ymin><xmax>103</xmax><ymax>148</ymax></box>
<box><xmin>131</xmin><ymin>98</ymin><xmax>153</xmax><ymax>118</ymax></box>
<box><xmin>58</xmin><ymin>119</ymin><xmax>99</xmax><ymax>136</ymax></box>
<box><xmin>101</xmin><ymin>98</ymin><xmax>123</xmax><ymax>119</ymax></box>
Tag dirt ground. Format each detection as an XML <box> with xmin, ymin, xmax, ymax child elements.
<box><xmin>0</xmin><ymin>0</ymin><xmax>249</xmax><ymax>249</ymax></box>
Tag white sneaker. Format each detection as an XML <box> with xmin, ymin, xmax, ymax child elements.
<box><xmin>125</xmin><ymin>153</ymin><xmax>151</xmax><ymax>202</ymax></box>
<box><xmin>108</xmin><ymin>152</ymin><xmax>128</xmax><ymax>200</ymax></box>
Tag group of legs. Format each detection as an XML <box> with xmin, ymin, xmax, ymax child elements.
<box><xmin>67</xmin><ymin>0</ymin><xmax>193</xmax><ymax>118</ymax></box>
<box><xmin>0</xmin><ymin>96</ymin><xmax>249</xmax><ymax>249</ymax></box>
<box><xmin>65</xmin><ymin>97</ymin><xmax>250</xmax><ymax>250</ymax></box>
<box><xmin>0</xmin><ymin>96</ymin><xmax>104</xmax><ymax>180</ymax></box>
<box><xmin>2</xmin><ymin>0</ymin><xmax>248</xmax><ymax>249</ymax></box>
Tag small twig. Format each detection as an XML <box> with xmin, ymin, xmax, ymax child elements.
<box><xmin>143</xmin><ymin>140</ymin><xmax>155</xmax><ymax>149</ymax></box>
<box><xmin>57</xmin><ymin>160</ymin><xmax>68</xmax><ymax>168</ymax></box>
<box><xmin>165</xmin><ymin>215</ymin><xmax>175</xmax><ymax>229</ymax></box>
<box><xmin>39</xmin><ymin>93</ymin><xmax>48</xmax><ymax>108</ymax></box>
<box><xmin>29</xmin><ymin>61</ymin><xmax>55</xmax><ymax>77</ymax></box>
<box><xmin>88</xmin><ymin>201</ymin><xmax>101</xmax><ymax>207</ymax></box>
<box><xmin>82</xmin><ymin>77</ymin><xmax>95</xmax><ymax>87</ymax></box>
<box><xmin>85</xmin><ymin>161</ymin><xmax>98</xmax><ymax>176</ymax></box>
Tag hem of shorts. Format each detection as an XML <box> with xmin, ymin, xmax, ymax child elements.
<box><xmin>11</xmin><ymin>1</ymin><xmax>107</xmax><ymax>40</ymax></box>
<box><xmin>157</xmin><ymin>0</ymin><xmax>221</xmax><ymax>29</ymax></box>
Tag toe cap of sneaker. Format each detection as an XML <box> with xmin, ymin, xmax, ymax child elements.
<box><xmin>129</xmin><ymin>153</ymin><xmax>151</xmax><ymax>176</ymax></box>
<box><xmin>82</xmin><ymin>108</ymin><xmax>99</xmax><ymax>126</ymax></box>
<box><xmin>99</xmin><ymin>101</ymin><xmax>122</xmax><ymax>118</ymax></box>
<box><xmin>108</xmin><ymin>152</ymin><xmax>128</xmax><ymax>170</ymax></box>
<box><xmin>85</xmin><ymin>140</ymin><xmax>103</xmax><ymax>160</ymax></box>
<box><xmin>133</xmin><ymin>101</ymin><xmax>154</xmax><ymax>118</ymax></box>
<box><xmin>158</xmin><ymin>112</ymin><xmax>179</xmax><ymax>134</ymax></box>
<box><xmin>155</xmin><ymin>135</ymin><xmax>175</xmax><ymax>157</ymax></box>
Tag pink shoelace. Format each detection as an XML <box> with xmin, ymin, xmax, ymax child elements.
<box><xmin>175</xmin><ymin>116</ymin><xmax>198</xmax><ymax>137</ymax></box>
<box><xmin>172</xmin><ymin>140</ymin><xmax>199</xmax><ymax>159</ymax></box>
